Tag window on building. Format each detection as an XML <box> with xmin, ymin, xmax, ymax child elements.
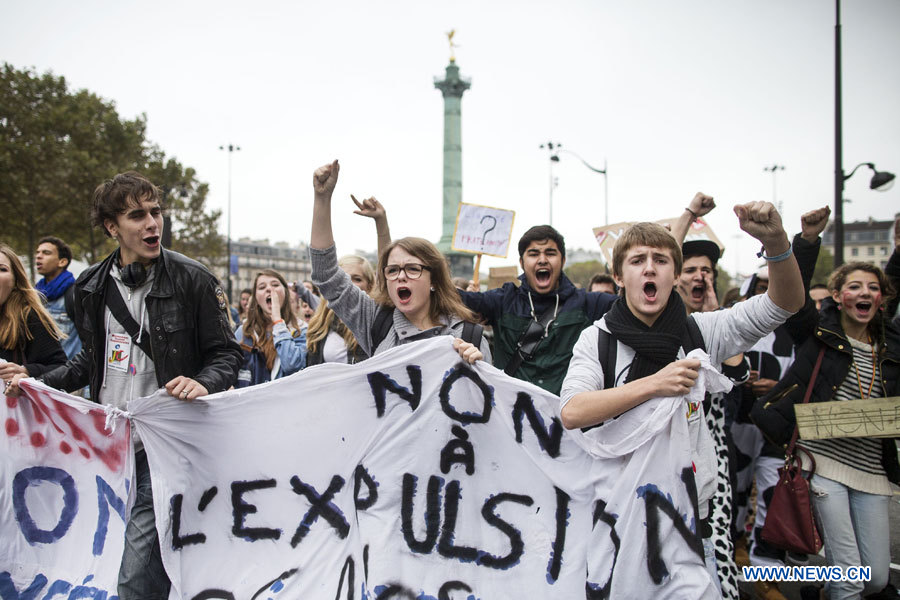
<box><xmin>881</xmin><ymin>247</ymin><xmax>888</xmax><ymax>256</ymax></box>
<box><xmin>868</xmin><ymin>247</ymin><xmax>875</xmax><ymax>256</ymax></box>
<box><xmin>851</xmin><ymin>247</ymin><xmax>858</xmax><ymax>257</ymax></box>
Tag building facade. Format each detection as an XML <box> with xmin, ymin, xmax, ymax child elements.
<box><xmin>213</xmin><ymin>237</ymin><xmax>312</xmax><ymax>298</ymax></box>
<box><xmin>823</xmin><ymin>217</ymin><xmax>894</xmax><ymax>270</ymax></box>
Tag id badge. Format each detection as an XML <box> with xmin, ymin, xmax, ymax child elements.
<box><xmin>107</xmin><ymin>332</ymin><xmax>132</xmax><ymax>373</ymax></box>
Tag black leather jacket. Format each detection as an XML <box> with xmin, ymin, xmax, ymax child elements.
<box><xmin>43</xmin><ymin>248</ymin><xmax>242</xmax><ymax>399</ymax></box>
<box><xmin>751</xmin><ymin>297</ymin><xmax>900</xmax><ymax>483</ymax></box>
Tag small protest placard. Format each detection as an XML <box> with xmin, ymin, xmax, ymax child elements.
<box><xmin>452</xmin><ymin>203</ymin><xmax>516</xmax><ymax>258</ymax></box>
<box><xmin>592</xmin><ymin>217</ymin><xmax>724</xmax><ymax>266</ymax></box>
<box><xmin>795</xmin><ymin>397</ymin><xmax>900</xmax><ymax>440</ymax></box>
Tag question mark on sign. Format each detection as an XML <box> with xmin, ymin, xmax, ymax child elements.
<box><xmin>480</xmin><ymin>215</ymin><xmax>497</xmax><ymax>251</ymax></box>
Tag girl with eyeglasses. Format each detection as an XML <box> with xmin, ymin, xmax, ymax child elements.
<box><xmin>308</xmin><ymin>160</ymin><xmax>490</xmax><ymax>364</ymax></box>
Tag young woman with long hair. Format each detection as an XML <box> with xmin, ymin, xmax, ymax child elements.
<box><xmin>308</xmin><ymin>160</ymin><xmax>489</xmax><ymax>363</ymax></box>
<box><xmin>1</xmin><ymin>244</ymin><xmax>67</xmax><ymax>396</ymax></box>
<box><xmin>234</xmin><ymin>269</ymin><xmax>307</xmax><ymax>387</ymax></box>
<box><xmin>755</xmin><ymin>261</ymin><xmax>899</xmax><ymax>599</ymax></box>
<box><xmin>307</xmin><ymin>255</ymin><xmax>376</xmax><ymax>365</ymax></box>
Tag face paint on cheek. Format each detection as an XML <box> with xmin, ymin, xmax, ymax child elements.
<box><xmin>872</xmin><ymin>291</ymin><xmax>882</xmax><ymax>307</ymax></box>
<box><xmin>841</xmin><ymin>290</ymin><xmax>854</xmax><ymax>305</ymax></box>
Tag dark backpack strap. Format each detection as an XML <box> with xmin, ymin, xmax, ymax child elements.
<box><xmin>596</xmin><ymin>327</ymin><xmax>617</xmax><ymax>391</ymax></box>
<box><xmin>370</xmin><ymin>307</ymin><xmax>395</xmax><ymax>351</ymax></box>
<box><xmin>64</xmin><ymin>283</ymin><xmax>77</xmax><ymax>322</ymax></box>
<box><xmin>104</xmin><ymin>278</ymin><xmax>154</xmax><ymax>359</ymax></box>
<box><xmin>461</xmin><ymin>321</ymin><xmax>484</xmax><ymax>350</ymax></box>
<box><xmin>682</xmin><ymin>315</ymin><xmax>706</xmax><ymax>354</ymax></box>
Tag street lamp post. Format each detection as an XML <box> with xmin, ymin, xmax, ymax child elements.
<box><xmin>542</xmin><ymin>142</ymin><xmax>609</xmax><ymax>226</ymax></box>
<box><xmin>763</xmin><ymin>164</ymin><xmax>785</xmax><ymax>214</ymax></box>
<box><xmin>540</xmin><ymin>142</ymin><xmax>561</xmax><ymax>226</ymax></box>
<box><xmin>219</xmin><ymin>143</ymin><xmax>241</xmax><ymax>299</ymax></box>
<box><xmin>833</xmin><ymin>1</ymin><xmax>896</xmax><ymax>267</ymax></box>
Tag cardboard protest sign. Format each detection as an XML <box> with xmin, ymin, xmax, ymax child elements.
<box><xmin>127</xmin><ymin>337</ymin><xmax>717</xmax><ymax>599</ymax></box>
<box><xmin>1</xmin><ymin>380</ymin><xmax>132</xmax><ymax>599</ymax></box>
<box><xmin>451</xmin><ymin>202</ymin><xmax>516</xmax><ymax>258</ymax></box>
<box><xmin>795</xmin><ymin>396</ymin><xmax>900</xmax><ymax>440</ymax></box>
<box><xmin>593</xmin><ymin>217</ymin><xmax>725</xmax><ymax>266</ymax></box>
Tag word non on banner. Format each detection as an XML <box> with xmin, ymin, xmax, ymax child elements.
<box><xmin>1</xmin><ymin>381</ymin><xmax>132</xmax><ymax>599</ymax></box>
<box><xmin>129</xmin><ymin>337</ymin><xmax>717</xmax><ymax>599</ymax></box>
<box><xmin>795</xmin><ymin>396</ymin><xmax>900</xmax><ymax>440</ymax></box>
<box><xmin>451</xmin><ymin>202</ymin><xmax>516</xmax><ymax>258</ymax></box>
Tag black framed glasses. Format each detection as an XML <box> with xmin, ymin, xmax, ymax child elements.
<box><xmin>384</xmin><ymin>263</ymin><xmax>430</xmax><ymax>280</ymax></box>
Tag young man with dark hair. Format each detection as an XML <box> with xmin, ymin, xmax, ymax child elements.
<box><xmin>589</xmin><ymin>273</ymin><xmax>617</xmax><ymax>294</ymax></box>
<box><xmin>35</xmin><ymin>236</ymin><xmax>81</xmax><ymax>359</ymax></box>
<box><xmin>10</xmin><ymin>171</ymin><xmax>243</xmax><ymax>599</ymax></box>
<box><xmin>809</xmin><ymin>283</ymin><xmax>829</xmax><ymax>311</ymax></box>
<box><xmin>458</xmin><ymin>195</ymin><xmax>715</xmax><ymax>394</ymax></box>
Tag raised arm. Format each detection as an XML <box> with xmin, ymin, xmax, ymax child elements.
<box><xmin>670</xmin><ymin>192</ymin><xmax>716</xmax><ymax>245</ymax></box>
<box><xmin>352</xmin><ymin>194</ymin><xmax>392</xmax><ymax>258</ymax></box>
<box><xmin>311</xmin><ymin>160</ymin><xmax>340</xmax><ymax>250</ymax></box>
<box><xmin>734</xmin><ymin>201</ymin><xmax>804</xmax><ymax>313</ymax></box>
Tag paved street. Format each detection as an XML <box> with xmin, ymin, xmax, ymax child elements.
<box><xmin>738</xmin><ymin>488</ymin><xmax>900</xmax><ymax>599</ymax></box>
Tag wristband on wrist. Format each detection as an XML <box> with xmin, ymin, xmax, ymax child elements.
<box><xmin>685</xmin><ymin>207</ymin><xmax>699</xmax><ymax>221</ymax></box>
<box><xmin>756</xmin><ymin>245</ymin><xmax>793</xmax><ymax>262</ymax></box>
<box><xmin>271</xmin><ymin>319</ymin><xmax>285</xmax><ymax>326</ymax></box>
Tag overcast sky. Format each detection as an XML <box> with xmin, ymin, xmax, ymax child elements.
<box><xmin>3</xmin><ymin>0</ymin><xmax>898</xmax><ymax>281</ymax></box>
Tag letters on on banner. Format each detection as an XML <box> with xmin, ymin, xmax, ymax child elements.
<box><xmin>127</xmin><ymin>337</ymin><xmax>717</xmax><ymax>599</ymax></box>
<box><xmin>451</xmin><ymin>202</ymin><xmax>516</xmax><ymax>258</ymax></box>
<box><xmin>1</xmin><ymin>380</ymin><xmax>132</xmax><ymax>600</ymax></box>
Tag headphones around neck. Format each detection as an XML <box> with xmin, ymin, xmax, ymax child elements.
<box><xmin>120</xmin><ymin>261</ymin><xmax>151</xmax><ymax>289</ymax></box>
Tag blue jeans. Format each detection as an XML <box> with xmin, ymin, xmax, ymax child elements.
<box><xmin>808</xmin><ymin>473</ymin><xmax>890</xmax><ymax>600</ymax></box>
<box><xmin>118</xmin><ymin>449</ymin><xmax>170</xmax><ymax>599</ymax></box>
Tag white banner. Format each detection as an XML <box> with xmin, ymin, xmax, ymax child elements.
<box><xmin>1</xmin><ymin>380</ymin><xmax>132</xmax><ymax>599</ymax></box>
<box><xmin>128</xmin><ymin>337</ymin><xmax>717</xmax><ymax>600</ymax></box>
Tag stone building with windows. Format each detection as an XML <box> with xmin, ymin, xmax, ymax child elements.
<box><xmin>823</xmin><ymin>217</ymin><xmax>894</xmax><ymax>270</ymax></box>
<box><xmin>215</xmin><ymin>237</ymin><xmax>312</xmax><ymax>295</ymax></box>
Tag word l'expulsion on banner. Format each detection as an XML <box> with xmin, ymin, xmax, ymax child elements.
<box><xmin>451</xmin><ymin>202</ymin><xmax>516</xmax><ymax>258</ymax></box>
<box><xmin>593</xmin><ymin>217</ymin><xmax>725</xmax><ymax>266</ymax></box>
<box><xmin>1</xmin><ymin>381</ymin><xmax>132</xmax><ymax>599</ymax></box>
<box><xmin>3</xmin><ymin>338</ymin><xmax>719</xmax><ymax>599</ymax></box>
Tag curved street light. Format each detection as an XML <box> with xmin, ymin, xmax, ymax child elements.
<box><xmin>833</xmin><ymin>1</ymin><xmax>896</xmax><ymax>266</ymax></box>
<box><xmin>540</xmin><ymin>142</ymin><xmax>609</xmax><ymax>226</ymax></box>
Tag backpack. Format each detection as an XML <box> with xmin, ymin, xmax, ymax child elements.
<box><xmin>596</xmin><ymin>315</ymin><xmax>705</xmax><ymax>391</ymax></box>
<box><xmin>371</xmin><ymin>308</ymin><xmax>483</xmax><ymax>351</ymax></box>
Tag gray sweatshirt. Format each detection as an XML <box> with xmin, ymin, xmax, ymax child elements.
<box><xmin>311</xmin><ymin>245</ymin><xmax>491</xmax><ymax>361</ymax></box>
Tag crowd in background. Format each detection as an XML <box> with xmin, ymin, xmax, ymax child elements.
<box><xmin>2</xmin><ymin>167</ymin><xmax>899</xmax><ymax>600</ymax></box>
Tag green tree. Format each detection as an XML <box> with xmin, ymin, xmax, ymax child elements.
<box><xmin>811</xmin><ymin>245</ymin><xmax>835</xmax><ymax>286</ymax></box>
<box><xmin>564</xmin><ymin>260</ymin><xmax>607</xmax><ymax>289</ymax></box>
<box><xmin>0</xmin><ymin>63</ymin><xmax>222</xmax><ymax>274</ymax></box>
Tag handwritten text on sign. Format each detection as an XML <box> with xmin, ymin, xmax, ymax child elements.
<box><xmin>127</xmin><ymin>337</ymin><xmax>715</xmax><ymax>599</ymax></box>
<box><xmin>452</xmin><ymin>203</ymin><xmax>516</xmax><ymax>258</ymax></box>
<box><xmin>795</xmin><ymin>397</ymin><xmax>900</xmax><ymax>440</ymax></box>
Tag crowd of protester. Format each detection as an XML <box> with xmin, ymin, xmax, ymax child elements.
<box><xmin>2</xmin><ymin>165</ymin><xmax>899</xmax><ymax>600</ymax></box>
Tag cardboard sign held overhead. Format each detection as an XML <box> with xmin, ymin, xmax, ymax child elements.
<box><xmin>452</xmin><ymin>202</ymin><xmax>516</xmax><ymax>258</ymax></box>
<box><xmin>592</xmin><ymin>217</ymin><xmax>725</xmax><ymax>266</ymax></box>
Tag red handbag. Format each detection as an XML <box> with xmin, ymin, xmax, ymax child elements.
<box><xmin>761</xmin><ymin>347</ymin><xmax>825</xmax><ymax>555</ymax></box>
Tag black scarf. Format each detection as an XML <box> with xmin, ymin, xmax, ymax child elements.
<box><xmin>604</xmin><ymin>290</ymin><xmax>688</xmax><ymax>383</ymax></box>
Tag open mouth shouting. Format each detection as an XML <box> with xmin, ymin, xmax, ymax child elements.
<box><xmin>854</xmin><ymin>301</ymin><xmax>873</xmax><ymax>318</ymax></box>
<box><xmin>143</xmin><ymin>235</ymin><xmax>160</xmax><ymax>250</ymax></box>
<box><xmin>643</xmin><ymin>281</ymin><xmax>659</xmax><ymax>303</ymax></box>
<box><xmin>690</xmin><ymin>282</ymin><xmax>705</xmax><ymax>303</ymax></box>
<box><xmin>396</xmin><ymin>286</ymin><xmax>412</xmax><ymax>305</ymax></box>
<box><xmin>535</xmin><ymin>268</ymin><xmax>553</xmax><ymax>287</ymax></box>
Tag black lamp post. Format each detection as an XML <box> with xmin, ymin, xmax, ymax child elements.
<box><xmin>833</xmin><ymin>1</ymin><xmax>896</xmax><ymax>266</ymax></box>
